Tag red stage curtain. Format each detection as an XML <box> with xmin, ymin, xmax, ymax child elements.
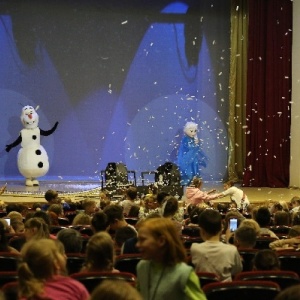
<box><xmin>243</xmin><ymin>0</ymin><xmax>292</xmax><ymax>187</ymax></box>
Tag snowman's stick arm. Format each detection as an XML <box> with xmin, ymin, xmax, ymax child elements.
<box><xmin>6</xmin><ymin>135</ymin><xmax>22</xmax><ymax>152</ymax></box>
<box><xmin>40</xmin><ymin>122</ymin><xmax>59</xmax><ymax>137</ymax></box>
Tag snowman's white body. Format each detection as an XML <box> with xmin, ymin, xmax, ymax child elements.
<box><xmin>17</xmin><ymin>127</ymin><xmax>49</xmax><ymax>179</ymax></box>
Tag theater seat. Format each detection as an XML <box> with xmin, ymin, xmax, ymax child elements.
<box><xmin>203</xmin><ymin>280</ymin><xmax>280</xmax><ymax>300</ymax></box>
<box><xmin>70</xmin><ymin>271</ymin><xmax>136</xmax><ymax>293</ymax></box>
<box><xmin>235</xmin><ymin>270</ymin><xmax>300</xmax><ymax>290</ymax></box>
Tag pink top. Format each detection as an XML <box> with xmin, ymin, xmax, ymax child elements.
<box><xmin>185</xmin><ymin>187</ymin><xmax>215</xmax><ymax>206</ymax></box>
<box><xmin>21</xmin><ymin>275</ymin><xmax>89</xmax><ymax>300</ymax></box>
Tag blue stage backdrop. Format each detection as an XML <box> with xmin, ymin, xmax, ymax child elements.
<box><xmin>0</xmin><ymin>0</ymin><xmax>230</xmax><ymax>183</ymax></box>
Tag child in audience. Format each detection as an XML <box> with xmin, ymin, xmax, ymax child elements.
<box><xmin>136</xmin><ymin>217</ymin><xmax>207</xmax><ymax>300</ymax></box>
<box><xmin>24</xmin><ymin>217</ymin><xmax>50</xmax><ymax>241</ymax></box>
<box><xmin>90</xmin><ymin>280</ymin><xmax>142</xmax><ymax>300</ymax></box>
<box><xmin>18</xmin><ymin>239</ymin><xmax>89</xmax><ymax>300</ymax></box>
<box><xmin>191</xmin><ymin>209</ymin><xmax>242</xmax><ymax>281</ymax></box>
<box><xmin>82</xmin><ymin>232</ymin><xmax>119</xmax><ymax>273</ymax></box>
<box><xmin>234</xmin><ymin>226</ymin><xmax>257</xmax><ymax>249</ymax></box>
<box><xmin>252</xmin><ymin>249</ymin><xmax>280</xmax><ymax>270</ymax></box>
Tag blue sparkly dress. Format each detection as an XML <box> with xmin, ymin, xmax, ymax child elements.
<box><xmin>177</xmin><ymin>135</ymin><xmax>207</xmax><ymax>186</ymax></box>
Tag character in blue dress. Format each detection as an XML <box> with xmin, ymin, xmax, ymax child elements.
<box><xmin>177</xmin><ymin>122</ymin><xmax>207</xmax><ymax>186</ymax></box>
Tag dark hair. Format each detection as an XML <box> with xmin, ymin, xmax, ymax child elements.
<box><xmin>57</xmin><ymin>228</ymin><xmax>83</xmax><ymax>253</ymax></box>
<box><xmin>126</xmin><ymin>187</ymin><xmax>137</xmax><ymax>200</ymax></box>
<box><xmin>198</xmin><ymin>209</ymin><xmax>222</xmax><ymax>235</ymax></box>
<box><xmin>234</xmin><ymin>226</ymin><xmax>257</xmax><ymax>248</ymax></box>
<box><xmin>44</xmin><ymin>190</ymin><xmax>58</xmax><ymax>202</ymax></box>
<box><xmin>255</xmin><ymin>206</ymin><xmax>271</xmax><ymax>227</ymax></box>
<box><xmin>33</xmin><ymin>211</ymin><xmax>51</xmax><ymax>226</ymax></box>
<box><xmin>156</xmin><ymin>192</ymin><xmax>169</xmax><ymax>205</ymax></box>
<box><xmin>6</xmin><ymin>203</ymin><xmax>21</xmax><ymax>214</ymax></box>
<box><xmin>91</xmin><ymin>212</ymin><xmax>108</xmax><ymax>232</ymax></box>
<box><xmin>162</xmin><ymin>196</ymin><xmax>178</xmax><ymax>217</ymax></box>
<box><xmin>103</xmin><ymin>205</ymin><xmax>124</xmax><ymax>225</ymax></box>
<box><xmin>253</xmin><ymin>249</ymin><xmax>280</xmax><ymax>270</ymax></box>
<box><xmin>274</xmin><ymin>284</ymin><xmax>300</xmax><ymax>300</ymax></box>
<box><xmin>115</xmin><ymin>226</ymin><xmax>137</xmax><ymax>248</ymax></box>
<box><xmin>274</xmin><ymin>211</ymin><xmax>290</xmax><ymax>226</ymax></box>
<box><xmin>0</xmin><ymin>221</ymin><xmax>9</xmax><ymax>251</ymax></box>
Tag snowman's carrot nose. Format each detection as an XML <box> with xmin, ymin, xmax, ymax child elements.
<box><xmin>28</xmin><ymin>114</ymin><xmax>32</xmax><ymax>119</ymax></box>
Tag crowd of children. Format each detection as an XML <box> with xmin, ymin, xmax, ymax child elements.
<box><xmin>1</xmin><ymin>181</ymin><xmax>300</xmax><ymax>299</ymax></box>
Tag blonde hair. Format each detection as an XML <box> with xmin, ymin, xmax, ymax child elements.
<box><xmin>84</xmin><ymin>232</ymin><xmax>115</xmax><ymax>272</ymax></box>
<box><xmin>24</xmin><ymin>217</ymin><xmax>50</xmax><ymax>240</ymax></box>
<box><xmin>72</xmin><ymin>213</ymin><xmax>91</xmax><ymax>225</ymax></box>
<box><xmin>18</xmin><ymin>239</ymin><xmax>66</xmax><ymax>298</ymax></box>
<box><xmin>239</xmin><ymin>219</ymin><xmax>261</xmax><ymax>235</ymax></box>
<box><xmin>138</xmin><ymin>218</ymin><xmax>186</xmax><ymax>266</ymax></box>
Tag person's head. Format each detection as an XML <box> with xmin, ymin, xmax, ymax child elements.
<box><xmin>47</xmin><ymin>204</ymin><xmax>63</xmax><ymax>217</ymax></box>
<box><xmin>183</xmin><ymin>121</ymin><xmax>198</xmax><ymax>138</ymax></box>
<box><xmin>57</xmin><ymin>228</ymin><xmax>83</xmax><ymax>253</ymax></box>
<box><xmin>5</xmin><ymin>204</ymin><xmax>21</xmax><ymax>214</ymax></box>
<box><xmin>115</xmin><ymin>226</ymin><xmax>137</xmax><ymax>248</ymax></box>
<box><xmin>190</xmin><ymin>177</ymin><xmax>202</xmax><ymax>188</ymax></box>
<box><xmin>44</xmin><ymin>190</ymin><xmax>59</xmax><ymax>203</ymax></box>
<box><xmin>253</xmin><ymin>249</ymin><xmax>280</xmax><ymax>271</ymax></box>
<box><xmin>82</xmin><ymin>199</ymin><xmax>97</xmax><ymax>216</ymax></box>
<box><xmin>11</xmin><ymin>219</ymin><xmax>25</xmax><ymax>234</ymax></box>
<box><xmin>274</xmin><ymin>284</ymin><xmax>300</xmax><ymax>300</ymax></box>
<box><xmin>90</xmin><ymin>280</ymin><xmax>142</xmax><ymax>300</ymax></box>
<box><xmin>255</xmin><ymin>206</ymin><xmax>272</xmax><ymax>227</ymax></box>
<box><xmin>234</xmin><ymin>226</ymin><xmax>257</xmax><ymax>248</ymax></box>
<box><xmin>85</xmin><ymin>232</ymin><xmax>115</xmax><ymax>272</ymax></box>
<box><xmin>273</xmin><ymin>211</ymin><xmax>290</xmax><ymax>226</ymax></box>
<box><xmin>223</xmin><ymin>180</ymin><xmax>234</xmax><ymax>190</ymax></box>
<box><xmin>143</xmin><ymin>195</ymin><xmax>157</xmax><ymax>210</ymax></box>
<box><xmin>103</xmin><ymin>205</ymin><xmax>125</xmax><ymax>231</ymax></box>
<box><xmin>189</xmin><ymin>206</ymin><xmax>207</xmax><ymax>224</ymax></box>
<box><xmin>24</xmin><ymin>217</ymin><xmax>50</xmax><ymax>241</ymax></box>
<box><xmin>136</xmin><ymin>217</ymin><xmax>186</xmax><ymax>265</ymax></box>
<box><xmin>33</xmin><ymin>211</ymin><xmax>51</xmax><ymax>226</ymax></box>
<box><xmin>7</xmin><ymin>211</ymin><xmax>23</xmax><ymax>222</ymax></box>
<box><xmin>126</xmin><ymin>187</ymin><xmax>138</xmax><ymax>201</ymax></box>
<box><xmin>156</xmin><ymin>192</ymin><xmax>170</xmax><ymax>207</ymax></box>
<box><xmin>290</xmin><ymin>196</ymin><xmax>300</xmax><ymax>208</ymax></box>
<box><xmin>198</xmin><ymin>209</ymin><xmax>222</xmax><ymax>238</ymax></box>
<box><xmin>269</xmin><ymin>202</ymin><xmax>284</xmax><ymax>214</ymax></box>
<box><xmin>239</xmin><ymin>219</ymin><xmax>261</xmax><ymax>235</ymax></box>
<box><xmin>18</xmin><ymin>239</ymin><xmax>67</xmax><ymax>298</ymax></box>
<box><xmin>91</xmin><ymin>212</ymin><xmax>108</xmax><ymax>232</ymax></box>
<box><xmin>162</xmin><ymin>196</ymin><xmax>178</xmax><ymax>218</ymax></box>
<box><xmin>72</xmin><ymin>213</ymin><xmax>91</xmax><ymax>226</ymax></box>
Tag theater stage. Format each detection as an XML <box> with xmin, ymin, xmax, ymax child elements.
<box><xmin>0</xmin><ymin>178</ymin><xmax>299</xmax><ymax>206</ymax></box>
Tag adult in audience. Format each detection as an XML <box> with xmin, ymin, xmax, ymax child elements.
<box><xmin>191</xmin><ymin>209</ymin><xmax>242</xmax><ymax>281</ymax></box>
<box><xmin>136</xmin><ymin>217</ymin><xmax>206</xmax><ymax>300</ymax></box>
<box><xmin>18</xmin><ymin>239</ymin><xmax>89</xmax><ymax>299</ymax></box>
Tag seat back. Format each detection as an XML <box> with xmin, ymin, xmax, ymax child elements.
<box><xmin>2</xmin><ymin>281</ymin><xmax>18</xmax><ymax>300</ymax></box>
<box><xmin>0</xmin><ymin>252</ymin><xmax>21</xmax><ymax>272</ymax></box>
<box><xmin>203</xmin><ymin>280</ymin><xmax>280</xmax><ymax>300</ymax></box>
<box><xmin>182</xmin><ymin>226</ymin><xmax>201</xmax><ymax>237</ymax></box>
<box><xmin>66</xmin><ymin>253</ymin><xmax>86</xmax><ymax>275</ymax></box>
<box><xmin>277</xmin><ymin>251</ymin><xmax>300</xmax><ymax>277</ymax></box>
<box><xmin>255</xmin><ymin>237</ymin><xmax>277</xmax><ymax>249</ymax></box>
<box><xmin>196</xmin><ymin>272</ymin><xmax>219</xmax><ymax>287</ymax></box>
<box><xmin>0</xmin><ymin>271</ymin><xmax>18</xmax><ymax>288</ymax></box>
<box><xmin>114</xmin><ymin>254</ymin><xmax>142</xmax><ymax>275</ymax></box>
<box><xmin>70</xmin><ymin>271</ymin><xmax>136</xmax><ymax>293</ymax></box>
<box><xmin>238</xmin><ymin>248</ymin><xmax>258</xmax><ymax>271</ymax></box>
<box><xmin>235</xmin><ymin>270</ymin><xmax>300</xmax><ymax>290</ymax></box>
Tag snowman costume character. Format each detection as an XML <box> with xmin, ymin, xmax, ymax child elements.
<box><xmin>6</xmin><ymin>105</ymin><xmax>58</xmax><ymax>186</ymax></box>
<box><xmin>177</xmin><ymin>121</ymin><xmax>207</xmax><ymax>186</ymax></box>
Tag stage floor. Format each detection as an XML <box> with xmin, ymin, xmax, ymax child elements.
<box><xmin>0</xmin><ymin>179</ymin><xmax>299</xmax><ymax>205</ymax></box>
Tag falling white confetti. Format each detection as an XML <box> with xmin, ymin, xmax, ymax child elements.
<box><xmin>121</xmin><ymin>20</ymin><xmax>128</xmax><ymax>25</ymax></box>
